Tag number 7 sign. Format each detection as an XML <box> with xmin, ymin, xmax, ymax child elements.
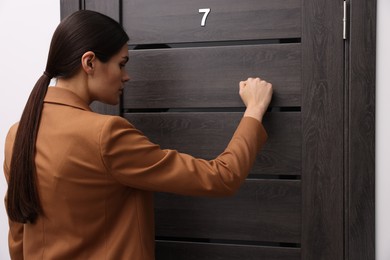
<box><xmin>199</xmin><ymin>8</ymin><xmax>211</xmax><ymax>27</ymax></box>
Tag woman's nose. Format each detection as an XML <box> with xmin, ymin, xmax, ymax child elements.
<box><xmin>122</xmin><ymin>71</ymin><xmax>130</xmax><ymax>82</ymax></box>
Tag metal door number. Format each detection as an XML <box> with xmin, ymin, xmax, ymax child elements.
<box><xmin>199</xmin><ymin>8</ymin><xmax>211</xmax><ymax>27</ymax></box>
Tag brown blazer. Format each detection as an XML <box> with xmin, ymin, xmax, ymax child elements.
<box><xmin>4</xmin><ymin>87</ymin><xmax>267</xmax><ymax>260</ymax></box>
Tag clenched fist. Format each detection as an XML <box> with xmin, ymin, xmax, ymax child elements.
<box><xmin>239</xmin><ymin>77</ymin><xmax>273</xmax><ymax>123</ymax></box>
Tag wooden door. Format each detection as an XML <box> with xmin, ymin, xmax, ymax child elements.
<box><xmin>60</xmin><ymin>1</ymin><xmax>375</xmax><ymax>259</ymax></box>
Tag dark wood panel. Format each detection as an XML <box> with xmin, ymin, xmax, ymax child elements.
<box><xmin>347</xmin><ymin>0</ymin><xmax>376</xmax><ymax>259</ymax></box>
<box><xmin>124</xmin><ymin>44</ymin><xmax>301</xmax><ymax>108</ymax></box>
<box><xmin>301</xmin><ymin>0</ymin><xmax>345</xmax><ymax>259</ymax></box>
<box><xmin>123</xmin><ymin>0</ymin><xmax>301</xmax><ymax>44</ymax></box>
<box><xmin>124</xmin><ymin>112</ymin><xmax>301</xmax><ymax>176</ymax></box>
<box><xmin>155</xmin><ymin>180</ymin><xmax>301</xmax><ymax>243</ymax></box>
<box><xmin>60</xmin><ymin>0</ymin><xmax>80</xmax><ymax>19</ymax></box>
<box><xmin>85</xmin><ymin>0</ymin><xmax>120</xmax><ymax>21</ymax></box>
<box><xmin>90</xmin><ymin>101</ymin><xmax>120</xmax><ymax>116</ymax></box>
<box><xmin>156</xmin><ymin>241</ymin><xmax>300</xmax><ymax>260</ymax></box>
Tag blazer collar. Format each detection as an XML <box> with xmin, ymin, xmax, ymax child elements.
<box><xmin>44</xmin><ymin>87</ymin><xmax>92</xmax><ymax>112</ymax></box>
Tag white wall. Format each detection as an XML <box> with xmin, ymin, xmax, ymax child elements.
<box><xmin>376</xmin><ymin>0</ymin><xmax>390</xmax><ymax>259</ymax></box>
<box><xmin>0</xmin><ymin>1</ymin><xmax>388</xmax><ymax>259</ymax></box>
<box><xmin>0</xmin><ymin>1</ymin><xmax>60</xmax><ymax>258</ymax></box>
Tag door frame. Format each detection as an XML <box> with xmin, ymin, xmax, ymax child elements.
<box><xmin>346</xmin><ymin>0</ymin><xmax>376</xmax><ymax>259</ymax></box>
<box><xmin>302</xmin><ymin>0</ymin><xmax>375</xmax><ymax>259</ymax></box>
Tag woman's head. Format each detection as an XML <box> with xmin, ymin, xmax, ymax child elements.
<box><xmin>46</xmin><ymin>10</ymin><xmax>129</xmax><ymax>79</ymax></box>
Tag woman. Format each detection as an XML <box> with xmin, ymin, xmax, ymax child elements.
<box><xmin>4</xmin><ymin>10</ymin><xmax>272</xmax><ymax>260</ymax></box>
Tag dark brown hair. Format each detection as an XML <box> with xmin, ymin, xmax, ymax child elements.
<box><xmin>6</xmin><ymin>10</ymin><xmax>129</xmax><ymax>223</ymax></box>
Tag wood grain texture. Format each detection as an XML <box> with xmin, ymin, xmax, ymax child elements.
<box><xmin>124</xmin><ymin>112</ymin><xmax>301</xmax><ymax>176</ymax></box>
<box><xmin>85</xmin><ymin>0</ymin><xmax>120</xmax><ymax>21</ymax></box>
<box><xmin>60</xmin><ymin>0</ymin><xmax>80</xmax><ymax>19</ymax></box>
<box><xmin>347</xmin><ymin>0</ymin><xmax>376</xmax><ymax>259</ymax></box>
<box><xmin>301</xmin><ymin>0</ymin><xmax>345</xmax><ymax>259</ymax></box>
<box><xmin>123</xmin><ymin>0</ymin><xmax>301</xmax><ymax>44</ymax></box>
<box><xmin>124</xmin><ymin>44</ymin><xmax>301</xmax><ymax>108</ymax></box>
<box><xmin>156</xmin><ymin>241</ymin><xmax>300</xmax><ymax>260</ymax></box>
<box><xmin>155</xmin><ymin>180</ymin><xmax>301</xmax><ymax>243</ymax></box>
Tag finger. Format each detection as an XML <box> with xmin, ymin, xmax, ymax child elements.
<box><xmin>239</xmin><ymin>81</ymin><xmax>246</xmax><ymax>89</ymax></box>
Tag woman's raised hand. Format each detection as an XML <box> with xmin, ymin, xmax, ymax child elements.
<box><xmin>239</xmin><ymin>77</ymin><xmax>273</xmax><ymax>123</ymax></box>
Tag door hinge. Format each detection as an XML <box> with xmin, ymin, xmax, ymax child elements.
<box><xmin>343</xmin><ymin>1</ymin><xmax>348</xmax><ymax>40</ymax></box>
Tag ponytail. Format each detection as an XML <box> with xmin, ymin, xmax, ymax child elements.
<box><xmin>6</xmin><ymin>72</ymin><xmax>51</xmax><ymax>223</ymax></box>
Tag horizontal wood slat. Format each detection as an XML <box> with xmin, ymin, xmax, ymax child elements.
<box><xmin>124</xmin><ymin>112</ymin><xmax>301</xmax><ymax>176</ymax></box>
<box><xmin>90</xmin><ymin>101</ymin><xmax>120</xmax><ymax>116</ymax></box>
<box><xmin>123</xmin><ymin>0</ymin><xmax>301</xmax><ymax>44</ymax></box>
<box><xmin>156</xmin><ymin>241</ymin><xmax>301</xmax><ymax>260</ymax></box>
<box><xmin>124</xmin><ymin>44</ymin><xmax>301</xmax><ymax>108</ymax></box>
<box><xmin>85</xmin><ymin>0</ymin><xmax>120</xmax><ymax>21</ymax></box>
<box><xmin>154</xmin><ymin>180</ymin><xmax>301</xmax><ymax>243</ymax></box>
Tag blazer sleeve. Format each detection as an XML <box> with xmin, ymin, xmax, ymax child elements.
<box><xmin>3</xmin><ymin>126</ymin><xmax>24</xmax><ymax>260</ymax></box>
<box><xmin>100</xmin><ymin>116</ymin><xmax>267</xmax><ymax>196</ymax></box>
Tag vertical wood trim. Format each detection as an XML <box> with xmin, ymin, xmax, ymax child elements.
<box><xmin>343</xmin><ymin>10</ymin><xmax>351</xmax><ymax>259</ymax></box>
<box><xmin>301</xmin><ymin>0</ymin><xmax>345</xmax><ymax>259</ymax></box>
<box><xmin>347</xmin><ymin>0</ymin><xmax>376</xmax><ymax>259</ymax></box>
<box><xmin>84</xmin><ymin>0</ymin><xmax>122</xmax><ymax>116</ymax></box>
<box><xmin>60</xmin><ymin>0</ymin><xmax>81</xmax><ymax>19</ymax></box>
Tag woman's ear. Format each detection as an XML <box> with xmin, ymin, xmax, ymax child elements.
<box><xmin>81</xmin><ymin>51</ymin><xmax>96</xmax><ymax>75</ymax></box>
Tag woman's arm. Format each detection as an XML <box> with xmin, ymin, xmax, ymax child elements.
<box><xmin>100</xmin><ymin>78</ymin><xmax>272</xmax><ymax>196</ymax></box>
